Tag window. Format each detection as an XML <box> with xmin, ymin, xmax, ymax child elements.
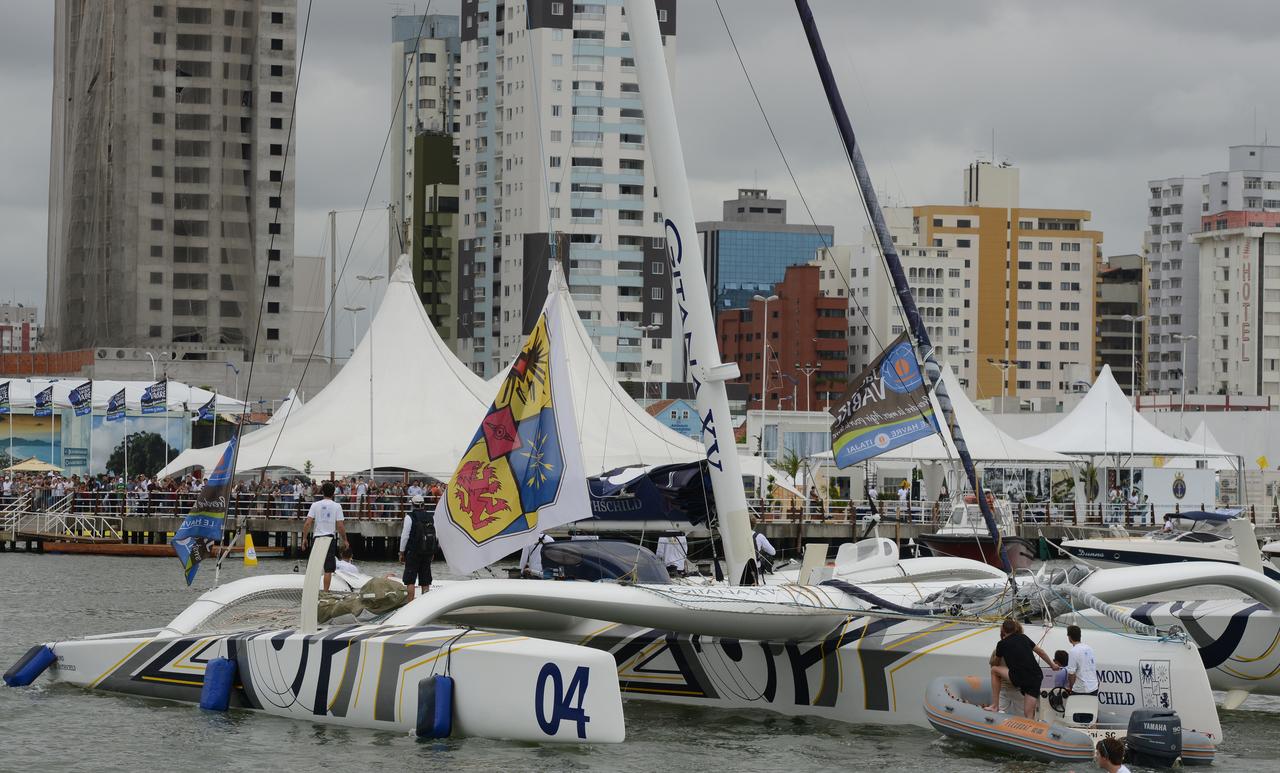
<box><xmin>176</xmin><ymin>7</ymin><xmax>211</xmax><ymax>23</ymax></box>
<box><xmin>266</xmin><ymin>328</ymin><xmax>280</xmax><ymax>341</ymax></box>
<box><xmin>650</xmin><ymin>287</ymin><xmax>664</xmax><ymax>300</ymax></box>
<box><xmin>271</xmin><ymin>11</ymin><xmax>284</xmax><ymax>24</ymax></box>
<box><xmin>270</xmin><ymin>143</ymin><xmax>283</xmax><ymax>156</ymax></box>
<box><xmin>651</xmin><ymin>261</ymin><xmax>665</xmax><ymax>274</ymax></box>
<box><xmin>271</xmin><ymin>38</ymin><xmax>284</xmax><ymax>51</ymax></box>
<box><xmin>266</xmin><ymin>301</ymin><xmax>280</xmax><ymax>314</ymax></box>
<box><xmin>270</xmin><ymin>91</ymin><xmax>283</xmax><ymax>103</ymax></box>
<box><xmin>150</xmin><ymin>191</ymin><xmax>164</xmax><ymax>205</ymax></box>
<box><xmin>268</xmin><ymin>222</ymin><xmax>281</xmax><ymax>234</ymax></box>
<box><xmin>551</xmin><ymin>2</ymin><xmax>565</xmax><ymax>14</ymax></box>
<box><xmin>549</xmin><ymin>156</ymin><xmax>561</xmax><ymax>168</ymax></box>
<box><xmin>268</xmin><ymin>249</ymin><xmax>281</xmax><ymax>261</ymax></box>
<box><xmin>267</xmin><ymin>275</ymin><xmax>281</xmax><ymax>288</ymax></box>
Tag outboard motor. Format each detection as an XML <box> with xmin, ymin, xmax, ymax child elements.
<box><xmin>1125</xmin><ymin>709</ymin><xmax>1182</xmax><ymax>768</ymax></box>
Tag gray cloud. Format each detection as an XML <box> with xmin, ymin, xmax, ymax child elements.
<box><xmin>5</xmin><ymin>0</ymin><xmax>1280</xmax><ymax>328</ymax></box>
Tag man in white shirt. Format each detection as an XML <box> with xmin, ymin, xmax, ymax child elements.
<box><xmin>519</xmin><ymin>533</ymin><xmax>555</xmax><ymax>578</ymax></box>
<box><xmin>302</xmin><ymin>481</ymin><xmax>348</xmax><ymax>591</ymax></box>
<box><xmin>1065</xmin><ymin>624</ymin><xmax>1099</xmax><ymax>694</ymax></box>
<box><xmin>752</xmin><ymin>520</ymin><xmax>776</xmax><ymax>574</ymax></box>
<box><xmin>655</xmin><ymin>532</ymin><xmax>690</xmax><ymax>575</ymax></box>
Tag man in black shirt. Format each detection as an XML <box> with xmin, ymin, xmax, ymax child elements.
<box><xmin>983</xmin><ymin>618</ymin><xmax>1059</xmax><ymax>718</ymax></box>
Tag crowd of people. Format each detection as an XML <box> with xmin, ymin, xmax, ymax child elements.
<box><xmin>0</xmin><ymin>470</ymin><xmax>444</xmax><ymax>519</ymax></box>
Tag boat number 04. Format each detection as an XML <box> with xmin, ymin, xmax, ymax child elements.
<box><xmin>535</xmin><ymin>662</ymin><xmax>591</xmax><ymax>739</ymax></box>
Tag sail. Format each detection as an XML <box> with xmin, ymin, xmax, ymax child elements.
<box><xmin>172</xmin><ymin>434</ymin><xmax>238</xmax><ymax>585</ymax></box>
<box><xmin>434</xmin><ymin>292</ymin><xmax>590</xmax><ymax>574</ymax></box>
<box><xmin>830</xmin><ymin>333</ymin><xmax>939</xmax><ymax>468</ymax></box>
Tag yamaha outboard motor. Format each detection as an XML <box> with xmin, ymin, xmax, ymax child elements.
<box><xmin>1125</xmin><ymin>709</ymin><xmax>1182</xmax><ymax>768</ymax></box>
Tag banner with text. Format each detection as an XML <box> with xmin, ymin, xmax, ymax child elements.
<box><xmin>33</xmin><ymin>386</ymin><xmax>53</xmax><ymax>418</ymax></box>
<box><xmin>830</xmin><ymin>333</ymin><xmax>939</xmax><ymax>468</ymax></box>
<box><xmin>106</xmin><ymin>389</ymin><xmax>126</xmax><ymax>422</ymax></box>
<box><xmin>141</xmin><ymin>380</ymin><xmax>167</xmax><ymax>415</ymax></box>
<box><xmin>70</xmin><ymin>381</ymin><xmax>92</xmax><ymax>417</ymax></box>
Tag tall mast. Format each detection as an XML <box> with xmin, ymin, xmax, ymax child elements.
<box><xmin>623</xmin><ymin>0</ymin><xmax>757</xmax><ymax>584</ymax></box>
<box><xmin>792</xmin><ymin>0</ymin><xmax>1011</xmax><ymax>573</ymax></box>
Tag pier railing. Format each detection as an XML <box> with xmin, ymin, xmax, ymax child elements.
<box><xmin>29</xmin><ymin>491</ymin><xmax>448</xmax><ymax>521</ymax></box>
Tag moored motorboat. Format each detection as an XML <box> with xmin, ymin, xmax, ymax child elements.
<box><xmin>916</xmin><ymin>497</ymin><xmax>1037</xmax><ymax>570</ymax></box>
<box><xmin>924</xmin><ymin>675</ymin><xmax>1214</xmax><ymax>766</ymax></box>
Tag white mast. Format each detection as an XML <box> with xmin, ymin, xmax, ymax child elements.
<box><xmin>623</xmin><ymin>0</ymin><xmax>756</xmax><ymax>584</ymax></box>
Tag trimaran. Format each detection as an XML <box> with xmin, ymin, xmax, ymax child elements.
<box><xmin>14</xmin><ymin>0</ymin><xmax>1280</xmax><ymax>754</ymax></box>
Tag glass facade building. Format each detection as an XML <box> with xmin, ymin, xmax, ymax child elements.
<box><xmin>712</xmin><ymin>229</ymin><xmax>837</xmax><ymax>311</ymax></box>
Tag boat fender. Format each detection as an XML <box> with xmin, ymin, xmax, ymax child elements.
<box><xmin>3</xmin><ymin>644</ymin><xmax>56</xmax><ymax>687</ymax></box>
<box><xmin>416</xmin><ymin>675</ymin><xmax>454</xmax><ymax>739</ymax></box>
<box><xmin>199</xmin><ymin>657</ymin><xmax>237</xmax><ymax>712</ymax></box>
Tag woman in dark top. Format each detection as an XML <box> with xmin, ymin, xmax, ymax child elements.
<box><xmin>983</xmin><ymin>618</ymin><xmax>1060</xmax><ymax>717</ymax></box>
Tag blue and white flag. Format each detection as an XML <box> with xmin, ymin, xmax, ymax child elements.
<box><xmin>141</xmin><ymin>379</ymin><xmax>167</xmax><ymax>415</ymax></box>
<box><xmin>70</xmin><ymin>381</ymin><xmax>92</xmax><ymax>417</ymax></box>
<box><xmin>172</xmin><ymin>434</ymin><xmax>238</xmax><ymax>586</ymax></box>
<box><xmin>33</xmin><ymin>386</ymin><xmax>53</xmax><ymax>418</ymax></box>
<box><xmin>106</xmin><ymin>389</ymin><xmax>126</xmax><ymax>422</ymax></box>
<box><xmin>0</xmin><ymin>381</ymin><xmax>8</xmax><ymax>415</ymax></box>
<box><xmin>830</xmin><ymin>333</ymin><xmax>940</xmax><ymax>468</ymax></box>
<box><xmin>196</xmin><ymin>395</ymin><xmax>216</xmax><ymax>422</ymax></box>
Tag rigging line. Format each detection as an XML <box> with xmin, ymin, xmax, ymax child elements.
<box><xmin>714</xmin><ymin>1</ymin><xmax>940</xmax><ymax>453</ymax></box>
<box><xmin>712</xmin><ymin>1</ymin><xmax>888</xmax><ymax>358</ymax></box>
<box><xmin>259</xmin><ymin>6</ymin><xmax>436</xmax><ymax>473</ymax></box>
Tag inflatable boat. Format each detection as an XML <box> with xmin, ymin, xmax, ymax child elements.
<box><xmin>924</xmin><ymin>675</ymin><xmax>1214</xmax><ymax>766</ymax></box>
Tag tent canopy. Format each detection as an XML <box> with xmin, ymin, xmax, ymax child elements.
<box><xmin>1023</xmin><ymin>365</ymin><xmax>1236</xmax><ymax>458</ymax></box>
<box><xmin>159</xmin><ymin>258</ymin><xmax>703</xmax><ymax>479</ymax></box>
<box><xmin>0</xmin><ymin>378</ymin><xmax>242</xmax><ymax>412</ymax></box>
<box><xmin>815</xmin><ymin>364</ymin><xmax>1072</xmax><ymax>466</ymax></box>
<box><xmin>1164</xmin><ymin>421</ymin><xmax>1239</xmax><ymax>471</ymax></box>
<box><xmin>6</xmin><ymin>457</ymin><xmax>63</xmax><ymax>473</ymax></box>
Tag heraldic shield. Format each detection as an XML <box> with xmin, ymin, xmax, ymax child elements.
<box><xmin>435</xmin><ymin>293</ymin><xmax>590</xmax><ymax>574</ymax></box>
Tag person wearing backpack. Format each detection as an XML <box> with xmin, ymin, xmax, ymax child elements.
<box><xmin>398</xmin><ymin>494</ymin><xmax>437</xmax><ymax>599</ymax></box>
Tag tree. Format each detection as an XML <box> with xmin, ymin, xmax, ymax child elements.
<box><xmin>106</xmin><ymin>431</ymin><xmax>178</xmax><ymax>477</ymax></box>
<box><xmin>777</xmin><ymin>449</ymin><xmax>802</xmax><ymax>481</ymax></box>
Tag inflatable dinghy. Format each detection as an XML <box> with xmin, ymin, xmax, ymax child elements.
<box><xmin>924</xmin><ymin>675</ymin><xmax>1214</xmax><ymax>767</ymax></box>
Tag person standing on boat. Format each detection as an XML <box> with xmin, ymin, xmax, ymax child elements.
<box><xmin>1065</xmin><ymin>625</ymin><xmax>1099</xmax><ymax>695</ymax></box>
<box><xmin>519</xmin><ymin>532</ymin><xmax>555</xmax><ymax>578</ymax></box>
<box><xmin>983</xmin><ymin>618</ymin><xmax>1059</xmax><ymax>718</ymax></box>
<box><xmin>301</xmin><ymin>481</ymin><xmax>348</xmax><ymax>592</ymax></box>
<box><xmin>752</xmin><ymin>519</ymin><xmax>777</xmax><ymax>574</ymax></box>
<box><xmin>398</xmin><ymin>494</ymin><xmax>436</xmax><ymax>599</ymax></box>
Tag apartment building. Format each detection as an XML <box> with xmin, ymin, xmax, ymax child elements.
<box><xmin>390</xmin><ymin>14</ymin><xmax>460</xmax><ymax>269</ymax></box>
<box><xmin>848</xmin><ymin>162</ymin><xmax>1101</xmax><ymax>401</ymax></box>
<box><xmin>46</xmin><ymin>1</ymin><xmax>299</xmax><ymax>399</ymax></box>
<box><xmin>454</xmin><ymin>0</ymin><xmax>678</xmax><ymax>381</ymax></box>
<box><xmin>1095</xmin><ymin>253</ymin><xmax>1147</xmax><ymax>393</ymax></box>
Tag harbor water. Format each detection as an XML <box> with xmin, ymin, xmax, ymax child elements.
<box><xmin>3</xmin><ymin>553</ymin><xmax>1279</xmax><ymax>772</ymax></box>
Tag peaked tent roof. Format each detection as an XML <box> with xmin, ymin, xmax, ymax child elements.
<box><xmin>1164</xmin><ymin>421</ymin><xmax>1239</xmax><ymax>471</ymax></box>
<box><xmin>160</xmin><ymin>258</ymin><xmax>704</xmax><ymax>479</ymax></box>
<box><xmin>1022</xmin><ymin>365</ymin><xmax>1232</xmax><ymax>458</ymax></box>
<box><xmin>813</xmin><ymin>364</ymin><xmax>1072</xmax><ymax>465</ymax></box>
<box><xmin>160</xmin><ymin>256</ymin><xmax>493</xmax><ymax>478</ymax></box>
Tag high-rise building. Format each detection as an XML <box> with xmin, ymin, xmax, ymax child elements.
<box><xmin>716</xmin><ymin>264</ymin><xmax>847</xmax><ymax>412</ymax></box>
<box><xmin>46</xmin><ymin>1</ymin><xmax>298</xmax><ymax>398</ymax></box>
<box><xmin>1144</xmin><ymin>176</ymin><xmax>1202</xmax><ymax>393</ymax></box>
<box><xmin>1095</xmin><ymin>253</ymin><xmax>1147</xmax><ymax>394</ymax></box>
<box><xmin>410</xmin><ymin>131</ymin><xmax>461</xmax><ymax>343</ymax></box>
<box><xmin>390</xmin><ymin>14</ymin><xmax>460</xmax><ymax>270</ymax></box>
<box><xmin>696</xmin><ymin>188</ymin><xmax>834</xmax><ymax>318</ymax></box>
<box><xmin>454</xmin><ymin>0</ymin><xmax>678</xmax><ymax>381</ymax></box>
<box><xmin>848</xmin><ymin>162</ymin><xmax>1101</xmax><ymax>401</ymax></box>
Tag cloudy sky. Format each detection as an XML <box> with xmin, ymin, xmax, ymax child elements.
<box><xmin>5</xmin><ymin>0</ymin><xmax>1280</xmax><ymax>335</ymax></box>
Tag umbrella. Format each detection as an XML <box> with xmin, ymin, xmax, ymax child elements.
<box><xmin>5</xmin><ymin>458</ymin><xmax>64</xmax><ymax>473</ymax></box>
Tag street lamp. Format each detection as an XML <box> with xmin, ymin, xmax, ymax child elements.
<box><xmin>985</xmin><ymin>357</ymin><xmax>1015</xmax><ymax>399</ymax></box>
<box><xmin>224</xmin><ymin>361</ymin><xmax>240</xmax><ymax>402</ymax></box>
<box><xmin>1174</xmin><ymin>333</ymin><xmax>1197</xmax><ymax>435</ymax></box>
<box><xmin>1121</xmin><ymin>314</ymin><xmax>1146</xmax><ymax>397</ymax></box>
<box><xmin>752</xmin><ymin>294</ymin><xmax>778</xmax><ymax>414</ymax></box>
<box><xmin>357</xmin><ymin>274</ymin><xmax>384</xmax><ymax>480</ymax></box>
<box><xmin>795</xmin><ymin>362</ymin><xmax>819</xmax><ymax>413</ymax></box>
<box><xmin>144</xmin><ymin>352</ymin><xmax>157</xmax><ymax>381</ymax></box>
<box><xmin>637</xmin><ymin>323</ymin><xmax>660</xmax><ymax>405</ymax></box>
<box><xmin>343</xmin><ymin>305</ymin><xmax>367</xmax><ymax>358</ymax></box>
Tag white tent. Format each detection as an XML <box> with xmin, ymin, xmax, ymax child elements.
<box><xmin>159</xmin><ymin>258</ymin><xmax>703</xmax><ymax>479</ymax></box>
<box><xmin>812</xmin><ymin>365</ymin><xmax>1072</xmax><ymax>466</ymax></box>
<box><xmin>1022</xmin><ymin>365</ymin><xmax>1233</xmax><ymax>459</ymax></box>
<box><xmin>1164</xmin><ymin>421</ymin><xmax>1239</xmax><ymax>471</ymax></box>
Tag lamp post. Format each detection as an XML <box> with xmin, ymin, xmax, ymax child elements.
<box><xmin>795</xmin><ymin>362</ymin><xmax>818</xmax><ymax>413</ymax></box>
<box><xmin>224</xmin><ymin>361</ymin><xmax>240</xmax><ymax>402</ymax></box>
<box><xmin>985</xmin><ymin>357</ymin><xmax>1015</xmax><ymax>399</ymax></box>
<box><xmin>637</xmin><ymin>323</ymin><xmax>660</xmax><ymax>405</ymax></box>
<box><xmin>357</xmin><ymin>274</ymin><xmax>384</xmax><ymax>480</ymax></box>
<box><xmin>144</xmin><ymin>352</ymin><xmax>157</xmax><ymax>381</ymax></box>
<box><xmin>1174</xmin><ymin>333</ymin><xmax>1197</xmax><ymax>436</ymax></box>
<box><xmin>752</xmin><ymin>294</ymin><xmax>778</xmax><ymax>413</ymax></box>
<box><xmin>1121</xmin><ymin>314</ymin><xmax>1146</xmax><ymax>398</ymax></box>
<box><xmin>343</xmin><ymin>305</ymin><xmax>367</xmax><ymax>359</ymax></box>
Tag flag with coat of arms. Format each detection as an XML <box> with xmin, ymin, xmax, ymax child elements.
<box><xmin>434</xmin><ymin>286</ymin><xmax>589</xmax><ymax>574</ymax></box>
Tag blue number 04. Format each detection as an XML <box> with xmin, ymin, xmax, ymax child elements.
<box><xmin>535</xmin><ymin>662</ymin><xmax>591</xmax><ymax>739</ymax></box>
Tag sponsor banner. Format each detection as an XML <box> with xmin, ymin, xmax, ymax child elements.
<box><xmin>830</xmin><ymin>332</ymin><xmax>939</xmax><ymax>468</ymax></box>
<box><xmin>70</xmin><ymin>381</ymin><xmax>93</xmax><ymax>417</ymax></box>
<box><xmin>106</xmin><ymin>389</ymin><xmax>126</xmax><ymax>422</ymax></box>
<box><xmin>0</xmin><ymin>381</ymin><xmax>8</xmax><ymax>414</ymax></box>
<box><xmin>33</xmin><ymin>386</ymin><xmax>53</xmax><ymax>418</ymax></box>
<box><xmin>172</xmin><ymin>434</ymin><xmax>238</xmax><ymax>585</ymax></box>
<box><xmin>141</xmin><ymin>379</ymin><xmax>167</xmax><ymax>415</ymax></box>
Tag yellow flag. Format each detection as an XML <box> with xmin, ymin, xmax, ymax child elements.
<box><xmin>1258</xmin><ymin>456</ymin><xmax>1270</xmax><ymax>471</ymax></box>
<box><xmin>243</xmin><ymin>533</ymin><xmax>259</xmax><ymax>567</ymax></box>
